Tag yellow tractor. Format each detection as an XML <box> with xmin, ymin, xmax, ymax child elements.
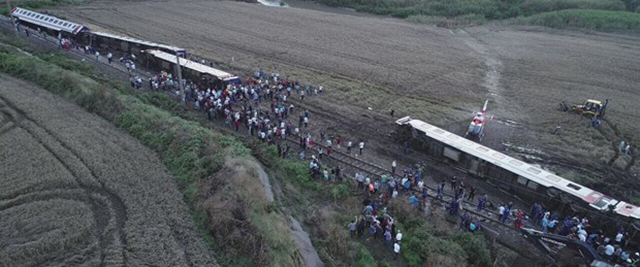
<box><xmin>559</xmin><ymin>99</ymin><xmax>609</xmax><ymax>118</ymax></box>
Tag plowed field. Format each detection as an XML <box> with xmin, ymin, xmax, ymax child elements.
<box><xmin>0</xmin><ymin>75</ymin><xmax>215</xmax><ymax>266</ymax></box>
<box><xmin>56</xmin><ymin>0</ymin><xmax>639</xmax><ymax>194</ymax></box>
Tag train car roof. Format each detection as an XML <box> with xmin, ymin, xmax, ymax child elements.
<box><xmin>145</xmin><ymin>50</ymin><xmax>239</xmax><ymax>82</ymax></box>
<box><xmin>92</xmin><ymin>31</ymin><xmax>185</xmax><ymax>54</ymax></box>
<box><xmin>12</xmin><ymin>7</ymin><xmax>88</xmax><ymax>34</ymax></box>
<box><xmin>396</xmin><ymin>116</ymin><xmax>640</xmax><ymax>218</ymax></box>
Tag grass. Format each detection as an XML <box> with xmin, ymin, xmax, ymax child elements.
<box><xmin>1</xmin><ymin>0</ymin><xmax>89</xmax><ymax>16</ymax></box>
<box><xmin>314</xmin><ymin>0</ymin><xmax>626</xmax><ymax>19</ymax></box>
<box><xmin>387</xmin><ymin>202</ymin><xmax>492</xmax><ymax>267</ymax></box>
<box><xmin>515</xmin><ymin>9</ymin><xmax>640</xmax><ymax>32</ymax></box>
<box><xmin>311</xmin><ymin>0</ymin><xmax>640</xmax><ymax>31</ymax></box>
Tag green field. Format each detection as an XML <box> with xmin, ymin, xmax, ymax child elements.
<box><xmin>312</xmin><ymin>0</ymin><xmax>640</xmax><ymax>31</ymax></box>
<box><xmin>516</xmin><ymin>9</ymin><xmax>640</xmax><ymax>32</ymax></box>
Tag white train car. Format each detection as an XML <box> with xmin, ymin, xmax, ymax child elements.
<box><xmin>11</xmin><ymin>7</ymin><xmax>89</xmax><ymax>35</ymax></box>
<box><xmin>396</xmin><ymin>116</ymin><xmax>640</xmax><ymax>227</ymax></box>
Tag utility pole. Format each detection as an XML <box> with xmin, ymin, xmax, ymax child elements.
<box><xmin>175</xmin><ymin>52</ymin><xmax>186</xmax><ymax>110</ymax></box>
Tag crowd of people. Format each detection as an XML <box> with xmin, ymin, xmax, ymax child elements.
<box><xmin>528</xmin><ymin>203</ymin><xmax>639</xmax><ymax>265</ymax></box>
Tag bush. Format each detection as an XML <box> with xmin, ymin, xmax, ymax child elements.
<box><xmin>310</xmin><ymin>0</ymin><xmax>630</xmax><ymax>22</ymax></box>
<box><xmin>330</xmin><ymin>184</ymin><xmax>349</xmax><ymax>201</ymax></box>
<box><xmin>449</xmin><ymin>232</ymin><xmax>492</xmax><ymax>266</ymax></box>
<box><xmin>518</xmin><ymin>9</ymin><xmax>640</xmax><ymax>32</ymax></box>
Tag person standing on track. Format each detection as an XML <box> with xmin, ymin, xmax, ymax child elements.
<box><xmin>359</xmin><ymin>140</ymin><xmax>365</xmax><ymax>155</ymax></box>
<box><xmin>107</xmin><ymin>52</ymin><xmax>113</xmax><ymax>64</ymax></box>
<box><xmin>477</xmin><ymin>194</ymin><xmax>487</xmax><ymax>212</ymax></box>
<box><xmin>347</xmin><ymin>141</ymin><xmax>352</xmax><ymax>154</ymax></box>
<box><xmin>391</xmin><ymin>160</ymin><xmax>397</xmax><ymax>174</ymax></box>
<box><xmin>436</xmin><ymin>182</ymin><xmax>445</xmax><ymax>199</ymax></box>
<box><xmin>467</xmin><ymin>186</ymin><xmax>476</xmax><ymax>201</ymax></box>
<box><xmin>450</xmin><ymin>176</ymin><xmax>458</xmax><ymax>192</ymax></box>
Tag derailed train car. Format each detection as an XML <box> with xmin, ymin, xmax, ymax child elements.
<box><xmin>142</xmin><ymin>49</ymin><xmax>241</xmax><ymax>89</ymax></box>
<box><xmin>84</xmin><ymin>31</ymin><xmax>187</xmax><ymax>58</ymax></box>
<box><xmin>395</xmin><ymin>116</ymin><xmax>640</xmax><ymax>232</ymax></box>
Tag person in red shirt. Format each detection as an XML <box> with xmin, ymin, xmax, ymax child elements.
<box><xmin>515</xmin><ymin>210</ymin><xmax>525</xmax><ymax>229</ymax></box>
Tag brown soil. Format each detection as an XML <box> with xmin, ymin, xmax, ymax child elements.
<box><xmin>54</xmin><ymin>0</ymin><xmax>639</xmax><ymax>204</ymax></box>
<box><xmin>0</xmin><ymin>75</ymin><xmax>215</xmax><ymax>266</ymax></box>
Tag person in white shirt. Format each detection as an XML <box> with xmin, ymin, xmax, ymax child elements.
<box><xmin>396</xmin><ymin>231</ymin><xmax>402</xmax><ymax>242</ymax></box>
<box><xmin>392</xmin><ymin>160</ymin><xmax>397</xmax><ymax>174</ymax></box>
<box><xmin>605</xmin><ymin>244</ymin><xmax>615</xmax><ymax>257</ymax></box>
<box><xmin>359</xmin><ymin>141</ymin><xmax>365</xmax><ymax>155</ymax></box>
<box><xmin>616</xmin><ymin>232</ymin><xmax>624</xmax><ymax>243</ymax></box>
<box><xmin>394</xmin><ymin>242</ymin><xmax>401</xmax><ymax>260</ymax></box>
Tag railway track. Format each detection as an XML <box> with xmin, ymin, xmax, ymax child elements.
<box><xmin>281</xmin><ymin>135</ymin><xmax>548</xmax><ymax>261</ymax></box>
<box><xmin>284</xmin><ymin>135</ymin><xmax>511</xmax><ymax>227</ymax></box>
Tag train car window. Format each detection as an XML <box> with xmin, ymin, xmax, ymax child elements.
<box><xmin>527</xmin><ymin>181</ymin><xmax>539</xmax><ymax>190</ymax></box>
<box><xmin>567</xmin><ymin>184</ymin><xmax>581</xmax><ymax>190</ymax></box>
<box><xmin>527</xmin><ymin>167</ymin><xmax>542</xmax><ymax>174</ymax></box>
<box><xmin>433</xmin><ymin>129</ymin><xmax>445</xmax><ymax>135</ymax></box>
<box><xmin>517</xmin><ymin>176</ymin><xmax>527</xmax><ymax>185</ymax></box>
<box><xmin>492</xmin><ymin>153</ymin><xmax>506</xmax><ymax>159</ymax></box>
<box><xmin>593</xmin><ymin>199</ymin><xmax>608</xmax><ymax>208</ymax></box>
<box><xmin>63</xmin><ymin>23</ymin><xmax>69</xmax><ymax>27</ymax></box>
<box><xmin>477</xmin><ymin>147</ymin><xmax>489</xmax><ymax>153</ymax></box>
<box><xmin>509</xmin><ymin>160</ymin><xmax>523</xmax><ymax>166</ymax></box>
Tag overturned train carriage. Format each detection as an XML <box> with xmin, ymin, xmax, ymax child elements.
<box><xmin>83</xmin><ymin>31</ymin><xmax>187</xmax><ymax>58</ymax></box>
<box><xmin>142</xmin><ymin>49</ymin><xmax>241</xmax><ymax>89</ymax></box>
<box><xmin>395</xmin><ymin>116</ymin><xmax>640</xmax><ymax>234</ymax></box>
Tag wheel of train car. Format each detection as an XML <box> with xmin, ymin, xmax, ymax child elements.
<box><xmin>546</xmin><ymin>188</ymin><xmax>561</xmax><ymax>198</ymax></box>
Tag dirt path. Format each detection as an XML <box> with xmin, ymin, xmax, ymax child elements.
<box><xmin>457</xmin><ymin>29</ymin><xmax>504</xmax><ymax>107</ymax></box>
<box><xmin>0</xmin><ymin>75</ymin><xmax>216</xmax><ymax>266</ymax></box>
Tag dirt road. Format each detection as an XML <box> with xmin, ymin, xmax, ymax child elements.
<box><xmin>0</xmin><ymin>75</ymin><xmax>215</xmax><ymax>266</ymax></box>
<box><xmin>55</xmin><ymin>0</ymin><xmax>639</xmax><ymax>196</ymax></box>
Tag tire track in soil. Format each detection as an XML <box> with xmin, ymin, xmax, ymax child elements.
<box><xmin>0</xmin><ymin>97</ymin><xmax>22</xmax><ymax>136</ymax></box>
<box><xmin>0</xmin><ymin>95</ymin><xmax>128</xmax><ymax>266</ymax></box>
